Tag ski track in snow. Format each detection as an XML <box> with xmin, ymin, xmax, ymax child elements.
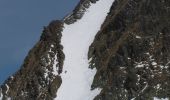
<box><xmin>55</xmin><ymin>0</ymin><xmax>115</xmax><ymax>100</ymax></box>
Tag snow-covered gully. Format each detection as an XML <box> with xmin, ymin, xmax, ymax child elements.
<box><xmin>55</xmin><ymin>0</ymin><xmax>115</xmax><ymax>100</ymax></box>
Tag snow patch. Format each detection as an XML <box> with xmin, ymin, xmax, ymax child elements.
<box><xmin>52</xmin><ymin>55</ymin><xmax>59</xmax><ymax>76</ymax></box>
<box><xmin>131</xmin><ymin>98</ymin><xmax>136</xmax><ymax>100</ymax></box>
<box><xmin>51</xmin><ymin>44</ymin><xmax>54</xmax><ymax>48</ymax></box>
<box><xmin>152</xmin><ymin>62</ymin><xmax>157</xmax><ymax>66</ymax></box>
<box><xmin>5</xmin><ymin>84</ymin><xmax>9</xmax><ymax>94</ymax></box>
<box><xmin>141</xmin><ymin>82</ymin><xmax>148</xmax><ymax>93</ymax></box>
<box><xmin>154</xmin><ymin>97</ymin><xmax>169</xmax><ymax>100</ymax></box>
<box><xmin>136</xmin><ymin>35</ymin><xmax>141</xmax><ymax>39</ymax></box>
<box><xmin>55</xmin><ymin>0</ymin><xmax>115</xmax><ymax>100</ymax></box>
<box><xmin>156</xmin><ymin>84</ymin><xmax>161</xmax><ymax>89</ymax></box>
<box><xmin>136</xmin><ymin>63</ymin><xmax>145</xmax><ymax>68</ymax></box>
<box><xmin>44</xmin><ymin>47</ymin><xmax>59</xmax><ymax>81</ymax></box>
<box><xmin>44</xmin><ymin>68</ymin><xmax>50</xmax><ymax>81</ymax></box>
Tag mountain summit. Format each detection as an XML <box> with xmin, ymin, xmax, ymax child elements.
<box><xmin>1</xmin><ymin>0</ymin><xmax>170</xmax><ymax>100</ymax></box>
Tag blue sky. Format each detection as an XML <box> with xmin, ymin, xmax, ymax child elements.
<box><xmin>0</xmin><ymin>0</ymin><xmax>79</xmax><ymax>84</ymax></box>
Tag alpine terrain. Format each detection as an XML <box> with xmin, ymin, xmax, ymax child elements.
<box><xmin>0</xmin><ymin>0</ymin><xmax>170</xmax><ymax>100</ymax></box>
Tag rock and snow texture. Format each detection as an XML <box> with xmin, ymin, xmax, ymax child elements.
<box><xmin>55</xmin><ymin>0</ymin><xmax>115</xmax><ymax>100</ymax></box>
<box><xmin>132</xmin><ymin>97</ymin><xmax>169</xmax><ymax>100</ymax></box>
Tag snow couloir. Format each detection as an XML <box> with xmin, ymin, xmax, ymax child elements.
<box><xmin>55</xmin><ymin>0</ymin><xmax>115</xmax><ymax>100</ymax></box>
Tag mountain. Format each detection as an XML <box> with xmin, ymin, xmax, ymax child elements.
<box><xmin>0</xmin><ymin>0</ymin><xmax>170</xmax><ymax>100</ymax></box>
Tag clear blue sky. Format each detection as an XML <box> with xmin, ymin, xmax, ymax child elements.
<box><xmin>0</xmin><ymin>0</ymin><xmax>79</xmax><ymax>84</ymax></box>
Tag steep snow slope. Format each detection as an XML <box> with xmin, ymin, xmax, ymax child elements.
<box><xmin>55</xmin><ymin>0</ymin><xmax>115</xmax><ymax>100</ymax></box>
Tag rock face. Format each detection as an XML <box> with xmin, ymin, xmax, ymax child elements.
<box><xmin>89</xmin><ymin>0</ymin><xmax>170</xmax><ymax>99</ymax></box>
<box><xmin>0</xmin><ymin>0</ymin><xmax>170</xmax><ymax>100</ymax></box>
<box><xmin>0</xmin><ymin>20</ymin><xmax>64</xmax><ymax>100</ymax></box>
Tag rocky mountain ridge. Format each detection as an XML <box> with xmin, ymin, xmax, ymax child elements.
<box><xmin>1</xmin><ymin>0</ymin><xmax>170</xmax><ymax>100</ymax></box>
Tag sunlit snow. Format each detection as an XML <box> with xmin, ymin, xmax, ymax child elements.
<box><xmin>55</xmin><ymin>0</ymin><xmax>115</xmax><ymax>100</ymax></box>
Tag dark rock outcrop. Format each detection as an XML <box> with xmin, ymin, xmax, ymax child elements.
<box><xmin>88</xmin><ymin>0</ymin><xmax>170</xmax><ymax>100</ymax></box>
<box><xmin>64</xmin><ymin>0</ymin><xmax>99</xmax><ymax>24</ymax></box>
<box><xmin>0</xmin><ymin>20</ymin><xmax>64</xmax><ymax>100</ymax></box>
